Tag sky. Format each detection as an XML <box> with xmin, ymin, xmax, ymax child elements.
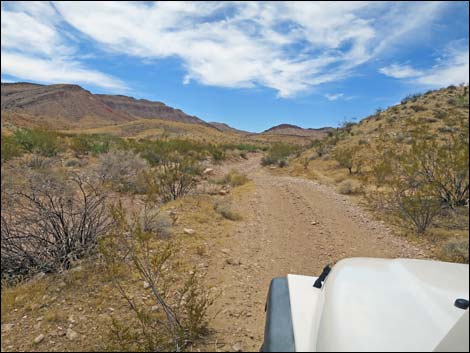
<box><xmin>1</xmin><ymin>1</ymin><xmax>469</xmax><ymax>132</ymax></box>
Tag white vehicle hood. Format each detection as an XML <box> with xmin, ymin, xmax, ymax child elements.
<box><xmin>289</xmin><ymin>258</ymin><xmax>469</xmax><ymax>352</ymax></box>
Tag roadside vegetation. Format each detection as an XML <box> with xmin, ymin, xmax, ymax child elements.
<box><xmin>1</xmin><ymin>127</ymin><xmax>259</xmax><ymax>351</ymax></box>
<box><xmin>289</xmin><ymin>84</ymin><xmax>469</xmax><ymax>262</ymax></box>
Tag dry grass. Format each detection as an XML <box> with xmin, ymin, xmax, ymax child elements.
<box><xmin>337</xmin><ymin>179</ymin><xmax>364</xmax><ymax>195</ymax></box>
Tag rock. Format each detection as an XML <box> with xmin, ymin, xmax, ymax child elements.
<box><xmin>68</xmin><ymin>315</ymin><xmax>76</xmax><ymax>323</ymax></box>
<box><xmin>33</xmin><ymin>334</ymin><xmax>45</xmax><ymax>344</ymax></box>
<box><xmin>1</xmin><ymin>324</ymin><xmax>13</xmax><ymax>332</ymax></box>
<box><xmin>143</xmin><ymin>281</ymin><xmax>151</xmax><ymax>289</ymax></box>
<box><xmin>151</xmin><ymin>305</ymin><xmax>160</xmax><ymax>312</ymax></box>
<box><xmin>232</xmin><ymin>342</ymin><xmax>243</xmax><ymax>352</ymax></box>
<box><xmin>311</xmin><ymin>221</ymin><xmax>318</xmax><ymax>225</ymax></box>
<box><xmin>184</xmin><ymin>228</ymin><xmax>196</xmax><ymax>235</ymax></box>
<box><xmin>70</xmin><ymin>265</ymin><xmax>83</xmax><ymax>273</ymax></box>
<box><xmin>226</xmin><ymin>258</ymin><xmax>241</xmax><ymax>266</ymax></box>
<box><xmin>221</xmin><ymin>249</ymin><xmax>230</xmax><ymax>255</ymax></box>
<box><xmin>66</xmin><ymin>328</ymin><xmax>78</xmax><ymax>340</ymax></box>
<box><xmin>203</xmin><ymin>168</ymin><xmax>214</xmax><ymax>175</ymax></box>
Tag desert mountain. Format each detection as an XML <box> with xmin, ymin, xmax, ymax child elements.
<box><xmin>1</xmin><ymin>82</ymin><xmax>212</xmax><ymax>129</ymax></box>
<box><xmin>260</xmin><ymin>123</ymin><xmax>334</xmax><ymax>138</ymax></box>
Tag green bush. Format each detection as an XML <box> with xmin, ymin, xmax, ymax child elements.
<box><xmin>13</xmin><ymin>128</ymin><xmax>62</xmax><ymax>157</ymax></box>
<box><xmin>1</xmin><ymin>134</ymin><xmax>24</xmax><ymax>162</ymax></box>
<box><xmin>70</xmin><ymin>134</ymin><xmax>114</xmax><ymax>156</ymax></box>
<box><xmin>261</xmin><ymin>143</ymin><xmax>299</xmax><ymax>166</ymax></box>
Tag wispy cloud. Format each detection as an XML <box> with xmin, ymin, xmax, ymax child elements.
<box><xmin>1</xmin><ymin>2</ymin><xmax>126</xmax><ymax>90</ymax></box>
<box><xmin>325</xmin><ymin>93</ymin><xmax>344</xmax><ymax>101</ymax></box>
<box><xmin>379</xmin><ymin>64</ymin><xmax>424</xmax><ymax>79</ymax></box>
<box><xmin>1</xmin><ymin>1</ymin><xmax>456</xmax><ymax>96</ymax></box>
<box><xmin>379</xmin><ymin>42</ymin><xmax>469</xmax><ymax>87</ymax></box>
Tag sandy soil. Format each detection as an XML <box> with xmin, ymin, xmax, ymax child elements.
<box><xmin>205</xmin><ymin>154</ymin><xmax>425</xmax><ymax>352</ymax></box>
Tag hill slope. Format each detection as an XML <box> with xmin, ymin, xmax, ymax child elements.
<box><xmin>1</xmin><ymin>83</ymin><xmax>213</xmax><ymax>130</ymax></box>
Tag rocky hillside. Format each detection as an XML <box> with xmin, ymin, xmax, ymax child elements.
<box><xmin>1</xmin><ymin>83</ymin><xmax>212</xmax><ymax>129</ymax></box>
<box><xmin>208</xmin><ymin>122</ymin><xmax>249</xmax><ymax>134</ymax></box>
<box><xmin>97</xmin><ymin>94</ymin><xmax>209</xmax><ymax>126</ymax></box>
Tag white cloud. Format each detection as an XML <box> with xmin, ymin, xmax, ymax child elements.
<box><xmin>325</xmin><ymin>93</ymin><xmax>344</xmax><ymax>101</ymax></box>
<box><xmin>1</xmin><ymin>52</ymin><xmax>126</xmax><ymax>89</ymax></box>
<box><xmin>51</xmin><ymin>1</ymin><xmax>449</xmax><ymax>97</ymax></box>
<box><xmin>379</xmin><ymin>43</ymin><xmax>469</xmax><ymax>87</ymax></box>
<box><xmin>1</xmin><ymin>2</ymin><xmax>125</xmax><ymax>90</ymax></box>
<box><xmin>379</xmin><ymin>64</ymin><xmax>423</xmax><ymax>79</ymax></box>
<box><xmin>1</xmin><ymin>1</ymin><xmax>456</xmax><ymax>96</ymax></box>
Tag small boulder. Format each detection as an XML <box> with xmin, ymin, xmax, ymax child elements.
<box><xmin>33</xmin><ymin>334</ymin><xmax>45</xmax><ymax>344</ymax></box>
<box><xmin>203</xmin><ymin>168</ymin><xmax>214</xmax><ymax>175</ymax></box>
<box><xmin>143</xmin><ymin>281</ymin><xmax>151</xmax><ymax>289</ymax></box>
<box><xmin>66</xmin><ymin>328</ymin><xmax>78</xmax><ymax>341</ymax></box>
<box><xmin>184</xmin><ymin>228</ymin><xmax>196</xmax><ymax>235</ymax></box>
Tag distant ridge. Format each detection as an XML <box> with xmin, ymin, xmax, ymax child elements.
<box><xmin>1</xmin><ymin>82</ymin><xmax>216</xmax><ymax>129</ymax></box>
<box><xmin>261</xmin><ymin>123</ymin><xmax>334</xmax><ymax>139</ymax></box>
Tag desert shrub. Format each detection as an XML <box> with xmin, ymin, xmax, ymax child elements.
<box><xmin>96</xmin><ymin>150</ymin><xmax>149</xmax><ymax>193</ymax></box>
<box><xmin>70</xmin><ymin>134</ymin><xmax>113</xmax><ymax>156</ymax></box>
<box><xmin>145</xmin><ymin>153</ymin><xmax>201</xmax><ymax>202</ymax></box>
<box><xmin>64</xmin><ymin>158</ymin><xmax>82</xmax><ymax>168</ymax></box>
<box><xmin>437</xmin><ymin>126</ymin><xmax>456</xmax><ymax>134</ymax></box>
<box><xmin>410</xmin><ymin>132</ymin><xmax>469</xmax><ymax>207</ymax></box>
<box><xmin>332</xmin><ymin>145</ymin><xmax>363</xmax><ymax>174</ymax></box>
<box><xmin>138</xmin><ymin>204</ymin><xmax>172</xmax><ymax>237</ymax></box>
<box><xmin>337</xmin><ymin>179</ymin><xmax>363</xmax><ymax>195</ymax></box>
<box><xmin>22</xmin><ymin>154</ymin><xmax>55</xmax><ymax>170</ymax></box>
<box><xmin>401</xmin><ymin>93</ymin><xmax>422</xmax><ymax>104</ymax></box>
<box><xmin>391</xmin><ymin>186</ymin><xmax>441</xmax><ymax>234</ymax></box>
<box><xmin>300</xmin><ymin>157</ymin><xmax>310</xmax><ymax>170</ymax></box>
<box><xmin>101</xmin><ymin>204</ymin><xmax>214</xmax><ymax>351</ymax></box>
<box><xmin>433</xmin><ymin>110</ymin><xmax>448</xmax><ymax>119</ymax></box>
<box><xmin>261</xmin><ymin>143</ymin><xmax>299</xmax><ymax>166</ymax></box>
<box><xmin>1</xmin><ymin>134</ymin><xmax>24</xmax><ymax>162</ymax></box>
<box><xmin>221</xmin><ymin>143</ymin><xmax>259</xmax><ymax>152</ymax></box>
<box><xmin>223</xmin><ymin>169</ymin><xmax>249</xmax><ymax>187</ymax></box>
<box><xmin>209</xmin><ymin>146</ymin><xmax>226</xmax><ymax>162</ymax></box>
<box><xmin>214</xmin><ymin>200</ymin><xmax>242</xmax><ymax>221</ymax></box>
<box><xmin>441</xmin><ymin>238</ymin><xmax>469</xmax><ymax>264</ymax></box>
<box><xmin>447</xmin><ymin>98</ymin><xmax>457</xmax><ymax>106</ymax></box>
<box><xmin>13</xmin><ymin>128</ymin><xmax>62</xmax><ymax>157</ymax></box>
<box><xmin>1</xmin><ymin>172</ymin><xmax>111</xmax><ymax>278</ymax></box>
<box><xmin>310</xmin><ymin>139</ymin><xmax>330</xmax><ymax>158</ymax></box>
<box><xmin>410</xmin><ymin>104</ymin><xmax>426</xmax><ymax>112</ymax></box>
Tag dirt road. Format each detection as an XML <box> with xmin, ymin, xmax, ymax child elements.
<box><xmin>205</xmin><ymin>154</ymin><xmax>425</xmax><ymax>352</ymax></box>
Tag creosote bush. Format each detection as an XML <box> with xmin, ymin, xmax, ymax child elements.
<box><xmin>145</xmin><ymin>153</ymin><xmax>201</xmax><ymax>202</ymax></box>
<box><xmin>13</xmin><ymin>128</ymin><xmax>62</xmax><ymax>157</ymax></box>
<box><xmin>261</xmin><ymin>143</ymin><xmax>299</xmax><ymax>167</ymax></box>
<box><xmin>101</xmin><ymin>203</ymin><xmax>214</xmax><ymax>351</ymax></box>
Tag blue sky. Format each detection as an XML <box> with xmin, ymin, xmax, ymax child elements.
<box><xmin>1</xmin><ymin>1</ymin><xmax>469</xmax><ymax>132</ymax></box>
